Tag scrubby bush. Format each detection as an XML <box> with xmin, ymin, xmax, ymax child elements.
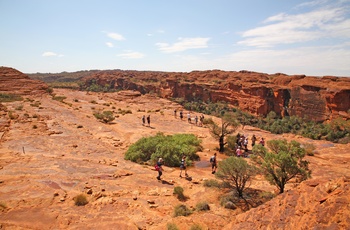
<box><xmin>173</xmin><ymin>204</ymin><xmax>192</xmax><ymax>217</ymax></box>
<box><xmin>203</xmin><ymin>179</ymin><xmax>221</xmax><ymax>188</ymax></box>
<box><xmin>74</xmin><ymin>194</ymin><xmax>88</xmax><ymax>206</ymax></box>
<box><xmin>195</xmin><ymin>201</ymin><xmax>210</xmax><ymax>211</ymax></box>
<box><xmin>0</xmin><ymin>202</ymin><xmax>7</xmax><ymax>210</ymax></box>
<box><xmin>93</xmin><ymin>110</ymin><xmax>115</xmax><ymax>123</ymax></box>
<box><xmin>52</xmin><ymin>95</ymin><xmax>67</xmax><ymax>103</ymax></box>
<box><xmin>167</xmin><ymin>223</ymin><xmax>179</xmax><ymax>230</ymax></box>
<box><xmin>216</xmin><ymin>157</ymin><xmax>257</xmax><ymax>198</ymax></box>
<box><xmin>124</xmin><ymin>133</ymin><xmax>201</xmax><ymax>166</ymax></box>
<box><xmin>173</xmin><ymin>186</ymin><xmax>186</xmax><ymax>201</ymax></box>
<box><xmin>190</xmin><ymin>224</ymin><xmax>204</xmax><ymax>230</ymax></box>
<box><xmin>303</xmin><ymin>143</ymin><xmax>316</xmax><ymax>156</ymax></box>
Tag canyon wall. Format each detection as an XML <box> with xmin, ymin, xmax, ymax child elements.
<box><xmin>82</xmin><ymin>70</ymin><xmax>350</xmax><ymax>122</ymax></box>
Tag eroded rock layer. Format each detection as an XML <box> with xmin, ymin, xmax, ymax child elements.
<box><xmin>0</xmin><ymin>67</ymin><xmax>48</xmax><ymax>95</ymax></box>
<box><xmin>82</xmin><ymin>70</ymin><xmax>350</xmax><ymax>122</ymax></box>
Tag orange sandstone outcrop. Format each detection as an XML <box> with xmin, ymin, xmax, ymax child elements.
<box><xmin>225</xmin><ymin>177</ymin><xmax>350</xmax><ymax>229</ymax></box>
<box><xmin>81</xmin><ymin>70</ymin><xmax>350</xmax><ymax>122</ymax></box>
<box><xmin>0</xmin><ymin>66</ymin><xmax>49</xmax><ymax>95</ymax></box>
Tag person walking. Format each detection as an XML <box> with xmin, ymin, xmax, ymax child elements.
<box><xmin>179</xmin><ymin>155</ymin><xmax>188</xmax><ymax>178</ymax></box>
<box><xmin>156</xmin><ymin>158</ymin><xmax>164</xmax><ymax>180</ymax></box>
<box><xmin>210</xmin><ymin>153</ymin><xmax>217</xmax><ymax>174</ymax></box>
<box><xmin>259</xmin><ymin>137</ymin><xmax>265</xmax><ymax>146</ymax></box>
<box><xmin>142</xmin><ymin>115</ymin><xmax>145</xmax><ymax>126</ymax></box>
<box><xmin>187</xmin><ymin>112</ymin><xmax>191</xmax><ymax>123</ymax></box>
<box><xmin>147</xmin><ymin>115</ymin><xmax>150</xmax><ymax>127</ymax></box>
<box><xmin>251</xmin><ymin>134</ymin><xmax>257</xmax><ymax>147</ymax></box>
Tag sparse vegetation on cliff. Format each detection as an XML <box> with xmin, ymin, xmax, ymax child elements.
<box><xmin>174</xmin><ymin>99</ymin><xmax>350</xmax><ymax>143</ymax></box>
<box><xmin>0</xmin><ymin>93</ymin><xmax>23</xmax><ymax>102</ymax></box>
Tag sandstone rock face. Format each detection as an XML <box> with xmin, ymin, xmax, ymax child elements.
<box><xmin>82</xmin><ymin>70</ymin><xmax>350</xmax><ymax>122</ymax></box>
<box><xmin>0</xmin><ymin>67</ymin><xmax>48</xmax><ymax>95</ymax></box>
<box><xmin>225</xmin><ymin>177</ymin><xmax>350</xmax><ymax>229</ymax></box>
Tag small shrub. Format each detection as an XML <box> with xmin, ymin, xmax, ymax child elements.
<box><xmin>173</xmin><ymin>186</ymin><xmax>186</xmax><ymax>201</ymax></box>
<box><xmin>33</xmin><ymin>125</ymin><xmax>38</xmax><ymax>129</ymax></box>
<box><xmin>30</xmin><ymin>101</ymin><xmax>41</xmax><ymax>107</ymax></box>
<box><xmin>46</xmin><ymin>87</ymin><xmax>54</xmax><ymax>94</ymax></box>
<box><xmin>8</xmin><ymin>111</ymin><xmax>17</xmax><ymax>119</ymax></box>
<box><xmin>93</xmin><ymin>111</ymin><xmax>115</xmax><ymax>123</ymax></box>
<box><xmin>203</xmin><ymin>179</ymin><xmax>221</xmax><ymax>188</ymax></box>
<box><xmin>303</xmin><ymin>143</ymin><xmax>316</xmax><ymax>156</ymax></box>
<box><xmin>195</xmin><ymin>201</ymin><xmax>210</xmax><ymax>211</ymax></box>
<box><xmin>0</xmin><ymin>202</ymin><xmax>7</xmax><ymax>210</ymax></box>
<box><xmin>190</xmin><ymin>224</ymin><xmax>204</xmax><ymax>230</ymax></box>
<box><xmin>167</xmin><ymin>223</ymin><xmax>179</xmax><ymax>230</ymax></box>
<box><xmin>173</xmin><ymin>204</ymin><xmax>192</xmax><ymax>217</ymax></box>
<box><xmin>219</xmin><ymin>194</ymin><xmax>237</xmax><ymax>210</ymax></box>
<box><xmin>77</xmin><ymin>125</ymin><xmax>83</xmax><ymax>128</ymax></box>
<box><xmin>15</xmin><ymin>105</ymin><xmax>23</xmax><ymax>110</ymax></box>
<box><xmin>118</xmin><ymin>109</ymin><xmax>132</xmax><ymax>115</ymax></box>
<box><xmin>52</xmin><ymin>96</ymin><xmax>67</xmax><ymax>103</ymax></box>
<box><xmin>73</xmin><ymin>99</ymin><xmax>79</xmax><ymax>102</ymax></box>
<box><xmin>90</xmin><ymin>100</ymin><xmax>98</xmax><ymax>104</ymax></box>
<box><xmin>259</xmin><ymin>191</ymin><xmax>275</xmax><ymax>200</ymax></box>
<box><xmin>74</xmin><ymin>194</ymin><xmax>88</xmax><ymax>206</ymax></box>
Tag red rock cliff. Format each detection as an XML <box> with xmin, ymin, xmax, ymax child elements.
<box><xmin>81</xmin><ymin>69</ymin><xmax>349</xmax><ymax>122</ymax></box>
<box><xmin>0</xmin><ymin>67</ymin><xmax>49</xmax><ymax>95</ymax></box>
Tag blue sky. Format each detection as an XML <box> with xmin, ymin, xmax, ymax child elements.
<box><xmin>1</xmin><ymin>0</ymin><xmax>350</xmax><ymax>76</ymax></box>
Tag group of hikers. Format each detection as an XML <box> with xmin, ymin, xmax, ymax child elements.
<box><xmin>150</xmin><ymin>108</ymin><xmax>266</xmax><ymax>181</ymax></box>
<box><xmin>234</xmin><ymin>133</ymin><xmax>265</xmax><ymax>157</ymax></box>
<box><xmin>141</xmin><ymin>115</ymin><xmax>151</xmax><ymax>127</ymax></box>
<box><xmin>155</xmin><ymin>134</ymin><xmax>266</xmax><ymax>180</ymax></box>
<box><xmin>174</xmin><ymin>109</ymin><xmax>205</xmax><ymax>127</ymax></box>
<box><xmin>155</xmin><ymin>152</ymin><xmax>218</xmax><ymax>181</ymax></box>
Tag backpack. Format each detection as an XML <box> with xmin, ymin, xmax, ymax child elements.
<box><xmin>155</xmin><ymin>165</ymin><xmax>160</xmax><ymax>171</ymax></box>
<box><xmin>210</xmin><ymin>156</ymin><xmax>215</xmax><ymax>163</ymax></box>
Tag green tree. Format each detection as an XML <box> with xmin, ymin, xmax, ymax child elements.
<box><xmin>215</xmin><ymin>157</ymin><xmax>257</xmax><ymax>198</ymax></box>
<box><xmin>208</xmin><ymin>112</ymin><xmax>239</xmax><ymax>153</ymax></box>
<box><xmin>252</xmin><ymin>139</ymin><xmax>311</xmax><ymax>193</ymax></box>
<box><xmin>124</xmin><ymin>133</ymin><xmax>201</xmax><ymax>166</ymax></box>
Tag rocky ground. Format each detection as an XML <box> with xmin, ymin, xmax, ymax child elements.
<box><xmin>0</xmin><ymin>88</ymin><xmax>349</xmax><ymax>230</ymax></box>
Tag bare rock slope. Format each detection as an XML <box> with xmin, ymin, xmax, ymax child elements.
<box><xmin>0</xmin><ymin>68</ymin><xmax>349</xmax><ymax>229</ymax></box>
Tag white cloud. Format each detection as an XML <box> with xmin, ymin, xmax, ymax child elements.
<box><xmin>42</xmin><ymin>51</ymin><xmax>58</xmax><ymax>57</ymax></box>
<box><xmin>238</xmin><ymin>5</ymin><xmax>349</xmax><ymax>47</ymax></box>
<box><xmin>226</xmin><ymin>45</ymin><xmax>350</xmax><ymax>76</ymax></box>
<box><xmin>107</xmin><ymin>32</ymin><xmax>125</xmax><ymax>41</ymax></box>
<box><xmin>117</xmin><ymin>51</ymin><xmax>144</xmax><ymax>59</ymax></box>
<box><xmin>156</xmin><ymin>37</ymin><xmax>210</xmax><ymax>53</ymax></box>
<box><xmin>106</xmin><ymin>42</ymin><xmax>114</xmax><ymax>47</ymax></box>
